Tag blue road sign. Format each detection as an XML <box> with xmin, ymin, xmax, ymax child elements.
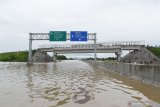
<box><xmin>70</xmin><ymin>31</ymin><xmax>88</xmax><ymax>41</ymax></box>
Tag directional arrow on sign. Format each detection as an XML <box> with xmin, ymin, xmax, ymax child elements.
<box><xmin>70</xmin><ymin>31</ymin><xmax>88</xmax><ymax>41</ymax></box>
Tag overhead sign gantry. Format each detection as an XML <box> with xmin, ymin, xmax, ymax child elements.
<box><xmin>28</xmin><ymin>31</ymin><xmax>97</xmax><ymax>62</ymax></box>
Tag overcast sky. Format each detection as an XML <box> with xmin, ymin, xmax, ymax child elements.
<box><xmin>0</xmin><ymin>0</ymin><xmax>160</xmax><ymax>54</ymax></box>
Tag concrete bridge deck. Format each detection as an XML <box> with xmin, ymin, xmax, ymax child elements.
<box><xmin>38</xmin><ymin>42</ymin><xmax>145</xmax><ymax>54</ymax></box>
<box><xmin>37</xmin><ymin>42</ymin><xmax>145</xmax><ymax>61</ymax></box>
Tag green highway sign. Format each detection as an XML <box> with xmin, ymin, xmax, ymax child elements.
<box><xmin>49</xmin><ymin>31</ymin><xmax>67</xmax><ymax>41</ymax></box>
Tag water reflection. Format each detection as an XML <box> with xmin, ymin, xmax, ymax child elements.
<box><xmin>25</xmin><ymin>61</ymin><xmax>96</xmax><ymax>107</ymax></box>
<box><xmin>0</xmin><ymin>61</ymin><xmax>160</xmax><ymax>107</ymax></box>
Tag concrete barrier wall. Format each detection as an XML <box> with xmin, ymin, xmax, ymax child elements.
<box><xmin>86</xmin><ymin>61</ymin><xmax>160</xmax><ymax>85</ymax></box>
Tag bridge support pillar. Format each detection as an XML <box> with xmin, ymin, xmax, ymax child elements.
<box><xmin>94</xmin><ymin>33</ymin><xmax>97</xmax><ymax>61</ymax></box>
<box><xmin>115</xmin><ymin>52</ymin><xmax>121</xmax><ymax>62</ymax></box>
<box><xmin>53</xmin><ymin>50</ymin><xmax>57</xmax><ymax>62</ymax></box>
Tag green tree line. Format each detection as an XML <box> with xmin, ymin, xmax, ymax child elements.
<box><xmin>0</xmin><ymin>51</ymin><xmax>28</xmax><ymax>62</ymax></box>
<box><xmin>147</xmin><ymin>46</ymin><xmax>160</xmax><ymax>58</ymax></box>
<box><xmin>0</xmin><ymin>46</ymin><xmax>160</xmax><ymax>62</ymax></box>
<box><xmin>0</xmin><ymin>50</ymin><xmax>67</xmax><ymax>62</ymax></box>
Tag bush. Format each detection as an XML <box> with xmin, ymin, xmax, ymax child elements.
<box><xmin>56</xmin><ymin>55</ymin><xmax>67</xmax><ymax>60</ymax></box>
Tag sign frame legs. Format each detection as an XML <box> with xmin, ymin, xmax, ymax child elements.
<box><xmin>28</xmin><ymin>33</ymin><xmax>32</xmax><ymax>62</ymax></box>
<box><xmin>94</xmin><ymin>33</ymin><xmax>97</xmax><ymax>61</ymax></box>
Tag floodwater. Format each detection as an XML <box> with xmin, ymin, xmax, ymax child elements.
<box><xmin>0</xmin><ymin>60</ymin><xmax>160</xmax><ymax>107</ymax></box>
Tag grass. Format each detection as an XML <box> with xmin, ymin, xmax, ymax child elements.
<box><xmin>0</xmin><ymin>50</ymin><xmax>68</xmax><ymax>62</ymax></box>
<box><xmin>0</xmin><ymin>51</ymin><xmax>28</xmax><ymax>62</ymax></box>
<box><xmin>0</xmin><ymin>50</ymin><xmax>37</xmax><ymax>62</ymax></box>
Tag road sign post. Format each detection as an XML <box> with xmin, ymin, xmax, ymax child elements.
<box><xmin>28</xmin><ymin>33</ymin><xmax>32</xmax><ymax>62</ymax></box>
<box><xmin>94</xmin><ymin>33</ymin><xmax>97</xmax><ymax>61</ymax></box>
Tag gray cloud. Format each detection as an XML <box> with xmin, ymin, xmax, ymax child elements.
<box><xmin>0</xmin><ymin>0</ymin><xmax>160</xmax><ymax>53</ymax></box>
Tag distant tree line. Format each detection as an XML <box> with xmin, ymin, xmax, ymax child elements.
<box><xmin>0</xmin><ymin>45</ymin><xmax>160</xmax><ymax>62</ymax></box>
<box><xmin>0</xmin><ymin>51</ymin><xmax>28</xmax><ymax>62</ymax></box>
<box><xmin>56</xmin><ymin>55</ymin><xmax>67</xmax><ymax>60</ymax></box>
<box><xmin>146</xmin><ymin>45</ymin><xmax>160</xmax><ymax>58</ymax></box>
<box><xmin>83</xmin><ymin>57</ymin><xmax>116</xmax><ymax>61</ymax></box>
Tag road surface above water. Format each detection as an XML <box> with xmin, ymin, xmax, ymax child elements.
<box><xmin>0</xmin><ymin>60</ymin><xmax>160</xmax><ymax>107</ymax></box>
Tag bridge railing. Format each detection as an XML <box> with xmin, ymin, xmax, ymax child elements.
<box><xmin>38</xmin><ymin>41</ymin><xmax>145</xmax><ymax>50</ymax></box>
<box><xmin>38</xmin><ymin>44</ymin><xmax>116</xmax><ymax>50</ymax></box>
<box><xmin>38</xmin><ymin>44</ymin><xmax>106</xmax><ymax>49</ymax></box>
<box><xmin>106</xmin><ymin>41</ymin><xmax>145</xmax><ymax>46</ymax></box>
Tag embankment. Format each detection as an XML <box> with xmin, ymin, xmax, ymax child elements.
<box><xmin>86</xmin><ymin>61</ymin><xmax>160</xmax><ymax>88</ymax></box>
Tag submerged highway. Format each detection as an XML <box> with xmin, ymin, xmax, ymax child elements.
<box><xmin>0</xmin><ymin>60</ymin><xmax>160</xmax><ymax>107</ymax></box>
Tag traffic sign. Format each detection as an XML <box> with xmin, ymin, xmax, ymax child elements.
<box><xmin>70</xmin><ymin>31</ymin><xmax>88</xmax><ymax>41</ymax></box>
<box><xmin>49</xmin><ymin>31</ymin><xmax>66</xmax><ymax>41</ymax></box>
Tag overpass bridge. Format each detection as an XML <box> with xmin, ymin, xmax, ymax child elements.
<box><xmin>38</xmin><ymin>41</ymin><xmax>145</xmax><ymax>61</ymax></box>
<box><xmin>28</xmin><ymin>32</ymin><xmax>145</xmax><ymax>62</ymax></box>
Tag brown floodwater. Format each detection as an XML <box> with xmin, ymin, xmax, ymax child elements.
<box><xmin>0</xmin><ymin>60</ymin><xmax>160</xmax><ymax>107</ymax></box>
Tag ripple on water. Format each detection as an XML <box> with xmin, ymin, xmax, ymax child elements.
<box><xmin>0</xmin><ymin>61</ymin><xmax>160</xmax><ymax>107</ymax></box>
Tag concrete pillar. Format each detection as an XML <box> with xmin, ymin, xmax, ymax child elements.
<box><xmin>94</xmin><ymin>33</ymin><xmax>97</xmax><ymax>61</ymax></box>
<box><xmin>115</xmin><ymin>52</ymin><xmax>122</xmax><ymax>62</ymax></box>
<box><xmin>55</xmin><ymin>53</ymin><xmax>57</xmax><ymax>61</ymax></box>
<box><xmin>53</xmin><ymin>50</ymin><xmax>57</xmax><ymax>62</ymax></box>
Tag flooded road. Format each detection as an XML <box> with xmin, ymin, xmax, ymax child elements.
<box><xmin>0</xmin><ymin>60</ymin><xmax>160</xmax><ymax>107</ymax></box>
